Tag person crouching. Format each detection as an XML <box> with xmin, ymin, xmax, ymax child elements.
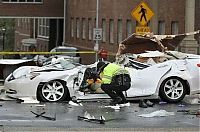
<box><xmin>97</xmin><ymin>61</ymin><xmax>131</xmax><ymax>105</ymax></box>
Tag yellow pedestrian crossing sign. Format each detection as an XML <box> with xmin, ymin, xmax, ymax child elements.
<box><xmin>131</xmin><ymin>2</ymin><xmax>154</xmax><ymax>26</ymax></box>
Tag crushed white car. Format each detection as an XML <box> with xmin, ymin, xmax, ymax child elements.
<box><xmin>3</xmin><ymin>50</ymin><xmax>200</xmax><ymax>103</ymax></box>
<box><xmin>3</xmin><ymin>32</ymin><xmax>200</xmax><ymax>103</ymax></box>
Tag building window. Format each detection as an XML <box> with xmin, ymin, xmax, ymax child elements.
<box><xmin>158</xmin><ymin>21</ymin><xmax>165</xmax><ymax>35</ymax></box>
<box><xmin>88</xmin><ymin>18</ymin><xmax>92</xmax><ymax>40</ymax></box>
<box><xmin>70</xmin><ymin>18</ymin><xmax>74</xmax><ymax>38</ymax></box>
<box><xmin>102</xmin><ymin>19</ymin><xmax>106</xmax><ymax>42</ymax></box>
<box><xmin>38</xmin><ymin>18</ymin><xmax>49</xmax><ymax>38</ymax></box>
<box><xmin>2</xmin><ymin>0</ymin><xmax>42</xmax><ymax>3</ymax></box>
<box><xmin>76</xmin><ymin>18</ymin><xmax>80</xmax><ymax>38</ymax></box>
<box><xmin>126</xmin><ymin>20</ymin><xmax>132</xmax><ymax>37</ymax></box>
<box><xmin>82</xmin><ymin>18</ymin><xmax>86</xmax><ymax>39</ymax></box>
<box><xmin>109</xmin><ymin>19</ymin><xmax>114</xmax><ymax>43</ymax></box>
<box><xmin>117</xmin><ymin>19</ymin><xmax>122</xmax><ymax>43</ymax></box>
<box><xmin>171</xmin><ymin>21</ymin><xmax>179</xmax><ymax>35</ymax></box>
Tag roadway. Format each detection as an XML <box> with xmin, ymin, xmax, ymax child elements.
<box><xmin>0</xmin><ymin>92</ymin><xmax>199</xmax><ymax>132</ymax></box>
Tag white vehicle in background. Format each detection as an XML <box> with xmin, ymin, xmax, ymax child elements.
<box><xmin>50</xmin><ymin>46</ymin><xmax>81</xmax><ymax>63</ymax></box>
<box><xmin>33</xmin><ymin>46</ymin><xmax>81</xmax><ymax>66</ymax></box>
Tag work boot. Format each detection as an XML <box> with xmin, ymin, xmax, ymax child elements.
<box><xmin>109</xmin><ymin>97</ymin><xmax>122</xmax><ymax>106</ymax></box>
<box><xmin>139</xmin><ymin>100</ymin><xmax>148</xmax><ymax>108</ymax></box>
<box><xmin>144</xmin><ymin>99</ymin><xmax>154</xmax><ymax>107</ymax></box>
<box><xmin>116</xmin><ymin>91</ymin><xmax>128</xmax><ymax>104</ymax></box>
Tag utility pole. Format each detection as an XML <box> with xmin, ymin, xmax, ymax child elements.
<box><xmin>63</xmin><ymin>0</ymin><xmax>66</xmax><ymax>46</ymax></box>
<box><xmin>94</xmin><ymin>0</ymin><xmax>99</xmax><ymax>62</ymax></box>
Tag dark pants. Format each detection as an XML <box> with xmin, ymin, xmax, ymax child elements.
<box><xmin>101</xmin><ymin>83</ymin><xmax>130</xmax><ymax>102</ymax></box>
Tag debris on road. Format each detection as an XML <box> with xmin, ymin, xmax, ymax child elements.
<box><xmin>177</xmin><ymin>109</ymin><xmax>200</xmax><ymax>117</ymax></box>
<box><xmin>77</xmin><ymin>116</ymin><xmax>105</xmax><ymax>124</ymax></box>
<box><xmin>69</xmin><ymin>100</ymin><xmax>83</xmax><ymax>106</ymax></box>
<box><xmin>138</xmin><ymin>110</ymin><xmax>175</xmax><ymax>118</ymax></box>
<box><xmin>159</xmin><ymin>101</ymin><xmax>167</xmax><ymax>105</ymax></box>
<box><xmin>77</xmin><ymin>111</ymin><xmax>105</xmax><ymax>124</ymax></box>
<box><xmin>0</xmin><ymin>89</ymin><xmax>15</xmax><ymax>101</ymax></box>
<box><xmin>31</xmin><ymin>111</ymin><xmax>56</xmax><ymax>121</ymax></box>
<box><xmin>17</xmin><ymin>97</ymin><xmax>39</xmax><ymax>104</ymax></box>
<box><xmin>102</xmin><ymin>102</ymin><xmax>131</xmax><ymax>110</ymax></box>
<box><xmin>178</xmin><ymin>104</ymin><xmax>186</xmax><ymax>107</ymax></box>
<box><xmin>183</xmin><ymin>95</ymin><xmax>200</xmax><ymax>104</ymax></box>
<box><xmin>104</xmin><ymin>105</ymin><xmax>120</xmax><ymax>110</ymax></box>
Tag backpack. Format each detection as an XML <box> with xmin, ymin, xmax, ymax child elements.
<box><xmin>111</xmin><ymin>74</ymin><xmax>131</xmax><ymax>87</ymax></box>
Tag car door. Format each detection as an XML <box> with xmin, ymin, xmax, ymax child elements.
<box><xmin>126</xmin><ymin>62</ymin><xmax>172</xmax><ymax>97</ymax></box>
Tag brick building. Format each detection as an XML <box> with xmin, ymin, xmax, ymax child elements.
<box><xmin>0</xmin><ymin>0</ymin><xmax>199</xmax><ymax>64</ymax></box>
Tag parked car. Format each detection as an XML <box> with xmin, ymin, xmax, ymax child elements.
<box><xmin>4</xmin><ymin>50</ymin><xmax>200</xmax><ymax>103</ymax></box>
<box><xmin>50</xmin><ymin>46</ymin><xmax>81</xmax><ymax>63</ymax></box>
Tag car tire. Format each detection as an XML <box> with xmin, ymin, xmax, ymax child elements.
<box><xmin>37</xmin><ymin>80</ymin><xmax>70</xmax><ymax>102</ymax></box>
<box><xmin>159</xmin><ymin>77</ymin><xmax>187</xmax><ymax>103</ymax></box>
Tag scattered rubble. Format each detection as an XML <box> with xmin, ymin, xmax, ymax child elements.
<box><xmin>69</xmin><ymin>100</ymin><xmax>83</xmax><ymax>106</ymax></box>
<box><xmin>78</xmin><ymin>111</ymin><xmax>105</xmax><ymax>124</ymax></box>
<box><xmin>183</xmin><ymin>95</ymin><xmax>200</xmax><ymax>105</ymax></box>
<box><xmin>138</xmin><ymin>110</ymin><xmax>175</xmax><ymax>118</ymax></box>
<box><xmin>31</xmin><ymin>111</ymin><xmax>56</xmax><ymax>121</ymax></box>
<box><xmin>177</xmin><ymin>109</ymin><xmax>200</xmax><ymax>117</ymax></box>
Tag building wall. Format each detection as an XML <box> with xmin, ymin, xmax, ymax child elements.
<box><xmin>8</xmin><ymin>0</ymin><xmax>200</xmax><ymax>64</ymax></box>
<box><xmin>65</xmin><ymin>0</ymin><xmax>192</xmax><ymax>64</ymax></box>
<box><xmin>15</xmin><ymin>18</ymin><xmax>33</xmax><ymax>51</ymax></box>
<box><xmin>15</xmin><ymin>18</ymin><xmax>49</xmax><ymax>52</ymax></box>
<box><xmin>66</xmin><ymin>0</ymin><xmax>143</xmax><ymax>64</ymax></box>
<box><xmin>0</xmin><ymin>0</ymin><xmax>64</xmax><ymax>18</ymax></box>
<box><xmin>195</xmin><ymin>0</ymin><xmax>200</xmax><ymax>48</ymax></box>
<box><xmin>158</xmin><ymin>0</ymin><xmax>185</xmax><ymax>34</ymax></box>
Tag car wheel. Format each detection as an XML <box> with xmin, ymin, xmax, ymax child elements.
<box><xmin>159</xmin><ymin>77</ymin><xmax>187</xmax><ymax>103</ymax></box>
<box><xmin>37</xmin><ymin>80</ymin><xmax>69</xmax><ymax>102</ymax></box>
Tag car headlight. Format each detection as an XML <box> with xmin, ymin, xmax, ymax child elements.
<box><xmin>7</xmin><ymin>73</ymin><xmax>15</xmax><ymax>82</ymax></box>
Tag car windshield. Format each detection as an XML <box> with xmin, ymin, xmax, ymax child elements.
<box><xmin>43</xmin><ymin>57</ymin><xmax>77</xmax><ymax>70</ymax></box>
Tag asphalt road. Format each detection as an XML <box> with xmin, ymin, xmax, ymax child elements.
<box><xmin>0</xmin><ymin>96</ymin><xmax>199</xmax><ymax>132</ymax></box>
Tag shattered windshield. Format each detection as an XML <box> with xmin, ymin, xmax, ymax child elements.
<box><xmin>44</xmin><ymin>59</ymin><xmax>77</xmax><ymax>70</ymax></box>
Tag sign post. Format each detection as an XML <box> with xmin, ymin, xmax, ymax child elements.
<box><xmin>93</xmin><ymin>28</ymin><xmax>102</xmax><ymax>41</ymax></box>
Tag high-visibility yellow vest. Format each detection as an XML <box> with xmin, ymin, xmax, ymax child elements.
<box><xmin>101</xmin><ymin>63</ymin><xmax>129</xmax><ymax>84</ymax></box>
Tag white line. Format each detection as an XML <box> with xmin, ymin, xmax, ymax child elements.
<box><xmin>182</xmin><ymin>121</ymin><xmax>200</xmax><ymax>127</ymax></box>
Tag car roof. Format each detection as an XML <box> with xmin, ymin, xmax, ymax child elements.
<box><xmin>51</xmin><ymin>46</ymin><xmax>78</xmax><ymax>50</ymax></box>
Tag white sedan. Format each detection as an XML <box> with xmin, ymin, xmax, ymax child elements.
<box><xmin>4</xmin><ymin>51</ymin><xmax>200</xmax><ymax>103</ymax></box>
